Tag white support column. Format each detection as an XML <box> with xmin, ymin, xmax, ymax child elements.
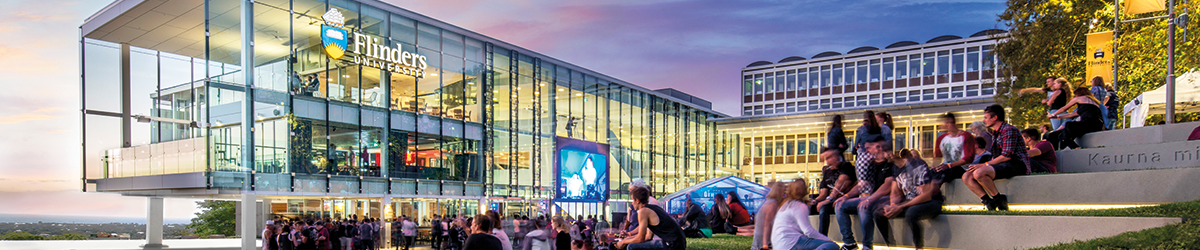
<box><xmin>382</xmin><ymin>196</ymin><xmax>392</xmax><ymax>248</ymax></box>
<box><xmin>241</xmin><ymin>194</ymin><xmax>257</xmax><ymax>250</ymax></box>
<box><xmin>142</xmin><ymin>197</ymin><xmax>166</xmax><ymax>248</ymax></box>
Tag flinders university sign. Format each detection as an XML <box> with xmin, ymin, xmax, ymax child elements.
<box><xmin>322</xmin><ymin>8</ymin><xmax>428</xmax><ymax>78</ymax></box>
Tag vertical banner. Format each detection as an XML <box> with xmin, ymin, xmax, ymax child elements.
<box><xmin>1087</xmin><ymin>31</ymin><xmax>1115</xmax><ymax>83</ymax></box>
<box><xmin>1124</xmin><ymin>0</ymin><xmax>1166</xmax><ymax>15</ymax></box>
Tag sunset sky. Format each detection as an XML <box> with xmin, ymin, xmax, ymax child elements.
<box><xmin>0</xmin><ymin>0</ymin><xmax>1006</xmax><ymax>221</ymax></box>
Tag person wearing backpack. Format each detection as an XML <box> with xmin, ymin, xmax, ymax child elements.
<box><xmin>358</xmin><ymin>218</ymin><xmax>376</xmax><ymax>250</ymax></box>
<box><xmin>298</xmin><ymin>221</ymin><xmax>319</xmax><ymax>250</ymax></box>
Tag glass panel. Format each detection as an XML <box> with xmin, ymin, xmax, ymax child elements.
<box><xmin>417</xmin><ymin>22</ymin><xmax>440</xmax><ymax>50</ymax></box>
<box><xmin>894</xmin><ymin>56</ymin><xmax>906</xmax><ymax>79</ymax></box>
<box><xmin>362</xmin><ymin>67</ymin><xmax>385</xmax><ymax>107</ymax></box>
<box><xmin>390</xmin><ymin>14</ymin><xmax>417</xmax><ymax>45</ymax></box>
<box><xmin>797</xmin><ymin>69</ymin><xmax>807</xmax><ymax>90</ymax></box>
<box><xmin>910</xmin><ymin>55</ymin><xmax>922</xmax><ymax>78</ymax></box>
<box><xmin>764</xmin><ymin>73</ymin><xmax>774</xmax><ymax>93</ymax></box>
<box><xmin>951</xmin><ymin>86</ymin><xmax>964</xmax><ymax>98</ymax></box>
<box><xmin>786</xmin><ymin>70</ymin><xmax>796</xmax><ymax>91</ymax></box>
<box><xmin>856</xmin><ymin>61</ymin><xmax>867</xmax><ymax>83</ymax></box>
<box><xmin>417</xmin><ymin>48</ymin><xmax>441</xmax><ymax>116</ymax></box>
<box><xmin>882</xmin><ymin>93</ymin><xmax>893</xmax><ymax>104</ymax></box>
<box><xmin>442</xmin><ymin>32</ymin><xmax>464</xmax><ymax>58</ymax></box>
<box><xmin>952</xmin><ymin>49</ymin><xmax>965</xmax><ymax>73</ymax></box>
<box><xmin>923</xmin><ymin>53</ymin><xmax>936</xmax><ymax>76</ymax></box>
<box><xmin>831</xmin><ymin>65</ymin><xmax>841</xmax><ymax>86</ymax></box>
<box><xmin>442</xmin><ymin>56</ymin><xmax>465</xmax><ymax>120</ymax></box>
<box><xmin>810</xmin><ymin>67</ymin><xmax>820</xmax><ymax>88</ymax></box>
<box><xmin>326</xmin><ymin>64</ymin><xmax>360</xmax><ymax>103</ymax></box>
<box><xmin>870</xmin><ymin>59</ymin><xmax>881</xmax><ymax>82</ymax></box>
<box><xmin>982</xmin><ymin>45</ymin><xmax>995</xmax><ymax>70</ymax></box>
<box><xmin>967</xmin><ymin>47</ymin><xmax>981</xmax><ymax>72</ymax></box>
<box><xmin>754</xmin><ymin>75</ymin><xmax>764</xmax><ymax>94</ymax></box>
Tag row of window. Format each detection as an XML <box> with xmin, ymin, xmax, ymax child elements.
<box><xmin>741</xmin><ymin>45</ymin><xmax>996</xmax><ymax>96</ymax></box>
<box><xmin>742</xmin><ymin>84</ymin><xmax>994</xmax><ymax>116</ymax></box>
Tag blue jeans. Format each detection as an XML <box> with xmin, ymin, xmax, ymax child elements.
<box><xmin>626</xmin><ymin>241</ymin><xmax>667</xmax><ymax>250</ymax></box>
<box><xmin>836</xmin><ymin>197</ymin><xmax>888</xmax><ymax>246</ymax></box>
<box><xmin>817</xmin><ymin>202</ymin><xmax>836</xmax><ymax>236</ymax></box>
<box><xmin>1100</xmin><ymin>108</ymin><xmax>1112</xmax><ymax>130</ymax></box>
<box><xmin>789</xmin><ymin>237</ymin><xmax>839</xmax><ymax>250</ymax></box>
<box><xmin>1049</xmin><ymin>109</ymin><xmax>1064</xmax><ymax>130</ymax></box>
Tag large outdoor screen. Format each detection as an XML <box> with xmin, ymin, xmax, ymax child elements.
<box><xmin>554</xmin><ymin>137</ymin><xmax>610</xmax><ymax>202</ymax></box>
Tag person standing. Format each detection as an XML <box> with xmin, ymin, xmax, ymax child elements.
<box><xmin>615</xmin><ymin>186</ymin><xmax>687</xmax><ymax>250</ymax></box>
<box><xmin>265</xmin><ymin>221</ymin><xmax>278</xmax><ymax>250</ymax></box>
<box><xmin>462</xmin><ymin>215</ymin><xmax>504</xmax><ymax>250</ymax></box>
<box><xmin>553</xmin><ymin>216</ymin><xmax>572</xmax><ymax>250</ymax></box>
<box><xmin>878</xmin><ymin>150</ymin><xmax>944</xmax><ymax>250</ymax></box>
<box><xmin>316</xmin><ymin>221</ymin><xmax>333</xmax><ymax>250</ymax></box>
<box><xmin>772</xmin><ymin>179</ymin><xmax>838</xmax><ymax>250</ymax></box>
<box><xmin>401</xmin><ymin>216</ymin><xmax>417</xmax><ymax>250</ymax></box>
<box><xmin>751</xmin><ymin>182</ymin><xmax>784</xmax><ymax>250</ymax></box>
<box><xmin>852</xmin><ymin>111</ymin><xmax>887</xmax><ymax>184</ymax></box>
<box><xmin>278</xmin><ymin>224</ymin><xmax>295</xmax><ymax>250</ymax></box>
<box><xmin>340</xmin><ymin>220</ymin><xmax>355</xmax><ymax>250</ymax></box>
<box><xmin>1020</xmin><ymin>77</ymin><xmax>1069</xmax><ymax>130</ymax></box>
<box><xmin>1089</xmin><ymin>76</ymin><xmax>1112</xmax><ymax>130</ymax></box>
<box><xmin>1103</xmin><ymin>84</ymin><xmax>1120</xmax><ymax>130</ymax></box>
<box><xmin>964</xmin><ymin>104</ymin><xmax>1031</xmax><ymax>211</ymax></box>
<box><xmin>595</xmin><ymin>216</ymin><xmax>609</xmax><ymax>235</ymax></box>
<box><xmin>432</xmin><ymin>215</ymin><xmax>445</xmax><ymax>250</ymax></box>
<box><xmin>357</xmin><ymin>218</ymin><xmax>375</xmax><ymax>250</ymax></box>
<box><xmin>827</xmin><ymin>115</ymin><xmax>849</xmax><ymax>155</ymax></box>
<box><xmin>487</xmin><ymin>211</ymin><xmax>514</xmax><ymax>250</ymax></box>
<box><xmin>932</xmin><ymin>113</ymin><xmax>976</xmax><ymax>183</ymax></box>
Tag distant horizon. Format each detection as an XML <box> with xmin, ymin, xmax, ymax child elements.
<box><xmin>0</xmin><ymin>213</ymin><xmax>192</xmax><ymax>225</ymax></box>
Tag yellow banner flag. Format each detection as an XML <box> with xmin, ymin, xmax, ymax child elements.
<box><xmin>1125</xmin><ymin>0</ymin><xmax>1166</xmax><ymax>15</ymax></box>
<box><xmin>1086</xmin><ymin>31</ymin><xmax>1114</xmax><ymax>85</ymax></box>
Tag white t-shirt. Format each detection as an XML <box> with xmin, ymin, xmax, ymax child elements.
<box><xmin>939</xmin><ymin>134</ymin><xmax>966</xmax><ymax>165</ymax></box>
<box><xmin>771</xmin><ymin>201</ymin><xmax>830</xmax><ymax>250</ymax></box>
<box><xmin>493</xmin><ymin>228</ymin><xmax>513</xmax><ymax>250</ymax></box>
<box><xmin>402</xmin><ymin>220</ymin><xmax>417</xmax><ymax>236</ymax></box>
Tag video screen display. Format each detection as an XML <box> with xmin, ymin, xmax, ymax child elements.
<box><xmin>555</xmin><ymin>137</ymin><xmax>610</xmax><ymax>202</ymax></box>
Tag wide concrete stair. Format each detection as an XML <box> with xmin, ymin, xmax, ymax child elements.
<box><xmin>807</xmin><ymin>123</ymin><xmax>1200</xmax><ymax>249</ymax></box>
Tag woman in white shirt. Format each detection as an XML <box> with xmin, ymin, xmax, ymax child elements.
<box><xmin>772</xmin><ymin>179</ymin><xmax>838</xmax><ymax>250</ymax></box>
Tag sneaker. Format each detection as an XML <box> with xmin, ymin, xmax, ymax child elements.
<box><xmin>862</xmin><ymin>245</ymin><xmax>873</xmax><ymax>250</ymax></box>
<box><xmin>981</xmin><ymin>196</ymin><xmax>996</xmax><ymax>211</ymax></box>
<box><xmin>994</xmin><ymin>194</ymin><xmax>1010</xmax><ymax>211</ymax></box>
<box><xmin>839</xmin><ymin>244</ymin><xmax>859</xmax><ymax>250</ymax></box>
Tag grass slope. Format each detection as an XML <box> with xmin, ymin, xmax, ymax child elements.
<box><xmin>1029</xmin><ymin>219</ymin><xmax>1200</xmax><ymax>249</ymax></box>
<box><xmin>686</xmin><ymin>234</ymin><xmax>753</xmax><ymax>250</ymax></box>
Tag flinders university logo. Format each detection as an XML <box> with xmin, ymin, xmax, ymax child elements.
<box><xmin>321</xmin><ymin>8</ymin><xmax>347</xmax><ymax>60</ymax></box>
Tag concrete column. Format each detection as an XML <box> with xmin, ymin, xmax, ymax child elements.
<box><xmin>120</xmin><ymin>43</ymin><xmax>131</xmax><ymax>148</ymax></box>
<box><xmin>240</xmin><ymin>194</ymin><xmax>257</xmax><ymax>250</ymax></box>
<box><xmin>142</xmin><ymin>197</ymin><xmax>166</xmax><ymax>248</ymax></box>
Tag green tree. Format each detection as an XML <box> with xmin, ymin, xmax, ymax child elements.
<box><xmin>187</xmin><ymin>200</ymin><xmax>236</xmax><ymax>237</ymax></box>
<box><xmin>995</xmin><ymin>0</ymin><xmax>1199</xmax><ymax>127</ymax></box>
<box><xmin>48</xmin><ymin>233</ymin><xmax>89</xmax><ymax>240</ymax></box>
<box><xmin>1</xmin><ymin>231</ymin><xmax>46</xmax><ymax>240</ymax></box>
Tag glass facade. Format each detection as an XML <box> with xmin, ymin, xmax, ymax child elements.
<box><xmin>81</xmin><ymin>0</ymin><xmax>738</xmax><ymax>216</ymax></box>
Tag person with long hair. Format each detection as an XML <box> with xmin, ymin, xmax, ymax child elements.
<box><xmin>752</xmin><ymin>182</ymin><xmax>786</xmax><ymax>250</ymax></box>
<box><xmin>876</xmin><ymin>112</ymin><xmax>895</xmax><ymax>143</ymax></box>
<box><xmin>1046</xmin><ymin>87</ymin><xmax>1105</xmax><ymax>149</ymax></box>
<box><xmin>933</xmin><ymin>112</ymin><xmax>976</xmax><ymax>183</ymax></box>
<box><xmin>1090</xmin><ymin>76</ymin><xmax>1112</xmax><ymax>130</ymax></box>
<box><xmin>708</xmin><ymin>194</ymin><xmax>732</xmax><ymax>234</ymax></box>
<box><xmin>772</xmin><ymin>179</ymin><xmax>838</xmax><ymax>250</ymax></box>
<box><xmin>726</xmin><ymin>191</ymin><xmax>751</xmax><ymax>227</ymax></box>
<box><xmin>277</xmin><ymin>224</ymin><xmax>294</xmax><ymax>250</ymax></box>
<box><xmin>553</xmin><ymin>216</ymin><xmax>571</xmax><ymax>250</ymax></box>
<box><xmin>487</xmin><ymin>211</ymin><xmax>514</xmax><ymax>250</ymax></box>
<box><xmin>827</xmin><ymin>115</ymin><xmax>849</xmax><ymax>155</ymax></box>
<box><xmin>851</xmin><ymin>111</ymin><xmax>888</xmax><ymax>199</ymax></box>
<box><xmin>264</xmin><ymin>221</ymin><xmax>278</xmax><ymax>250</ymax></box>
<box><xmin>1020</xmin><ymin>77</ymin><xmax>1072</xmax><ymax>130</ymax></box>
<box><xmin>878</xmin><ymin>149</ymin><xmax>944</xmax><ymax>250</ymax></box>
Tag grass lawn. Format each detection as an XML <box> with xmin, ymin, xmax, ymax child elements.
<box><xmin>686</xmin><ymin>234</ymin><xmax>753</xmax><ymax>250</ymax></box>
<box><xmin>1029</xmin><ymin>219</ymin><xmax>1200</xmax><ymax>249</ymax></box>
<box><xmin>945</xmin><ymin>199</ymin><xmax>1200</xmax><ymax>218</ymax></box>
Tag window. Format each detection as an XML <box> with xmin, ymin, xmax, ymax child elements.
<box><xmin>811</xmin><ymin>67</ymin><xmax>820</xmax><ymax>88</ymax></box>
<box><xmin>952</xmin><ymin>49</ymin><xmax>964</xmax><ymax>73</ymax></box>
<box><xmin>832</xmin><ymin>65</ymin><xmax>843</xmax><ymax>86</ymax></box>
<box><xmin>765</xmin><ymin>73</ymin><xmax>775</xmax><ymax>93</ymax></box>
<box><xmin>937</xmin><ymin>51</ymin><xmax>949</xmax><ymax>75</ymax></box>
<box><xmin>982</xmin><ymin>45</ymin><xmax>995</xmax><ymax>70</ymax></box>
<box><xmin>983</xmin><ymin>82</ymin><xmax>995</xmax><ymax>95</ymax></box>
<box><xmin>937</xmin><ymin>87</ymin><xmax>949</xmax><ymax>99</ymax></box>
<box><xmin>910</xmin><ymin>90</ymin><xmax>921</xmax><ymax>102</ymax></box>
<box><xmin>924</xmin><ymin>89</ymin><xmax>935</xmax><ymax>100</ymax></box>
<box><xmin>754</xmin><ymin>74</ymin><xmax>764</xmax><ymax>94</ymax></box>
<box><xmin>775</xmin><ymin>104</ymin><xmax>784</xmax><ymax>114</ymax></box>
<box><xmin>786</xmin><ymin>70</ymin><xmax>797</xmax><ymax>91</ymax></box>
<box><xmin>910</xmin><ymin>55</ymin><xmax>921</xmax><ymax>78</ymax></box>
<box><xmin>820</xmin><ymin>99</ymin><xmax>831</xmax><ymax>109</ymax></box>
<box><xmin>896</xmin><ymin>56</ymin><xmax>908</xmax><ymax>79</ymax></box>
<box><xmin>857</xmin><ymin>95</ymin><xmax>867</xmax><ymax>107</ymax></box>
<box><xmin>856</xmin><ymin>61</ymin><xmax>868</xmax><ymax>84</ymax></box>
<box><xmin>743</xmin><ymin>75</ymin><xmax>753</xmax><ymax>96</ymax></box>
<box><xmin>882</xmin><ymin>93</ymin><xmax>893</xmax><ymax>104</ymax></box>
<box><xmin>952</xmin><ymin>86</ymin><xmax>964</xmax><ymax>98</ymax></box>
<box><xmin>967</xmin><ymin>85</ymin><xmax>980</xmax><ymax>96</ymax></box>
<box><xmin>878</xmin><ymin>57</ymin><xmax>888</xmax><ymax>80</ymax></box>
<box><xmin>797</xmin><ymin>102</ymin><xmax>807</xmax><ymax>112</ymax></box>
<box><xmin>870</xmin><ymin>94</ymin><xmax>880</xmax><ymax>105</ymax></box>
<box><xmin>895</xmin><ymin>92</ymin><xmax>907</xmax><ymax>103</ymax></box>
<box><xmin>832</xmin><ymin>97</ymin><xmax>843</xmax><ymax>109</ymax></box>
<box><xmin>808</xmin><ymin>100</ymin><xmax>818</xmax><ymax>111</ymax></box>
<box><xmin>967</xmin><ymin>47</ymin><xmax>980</xmax><ymax>72</ymax></box>
<box><xmin>820</xmin><ymin>66</ymin><xmax>831</xmax><ymax>87</ymax></box>
<box><xmin>764</xmin><ymin>104</ymin><xmax>774</xmax><ymax>115</ymax></box>
<box><xmin>754</xmin><ymin>105</ymin><xmax>764</xmax><ymax>115</ymax></box>
<box><xmin>797</xmin><ymin>69</ymin><xmax>808</xmax><ymax>90</ymax></box>
<box><xmin>786</xmin><ymin>102</ymin><xmax>796</xmax><ymax>112</ymax></box>
<box><xmin>843</xmin><ymin>97</ymin><xmax>854</xmax><ymax>108</ymax></box>
<box><xmin>776</xmin><ymin>71</ymin><xmax>786</xmax><ymax>92</ymax></box>
<box><xmin>744</xmin><ymin>106</ymin><xmax>752</xmax><ymax>116</ymax></box>
<box><xmin>883</xmin><ymin>58</ymin><xmax>895</xmax><ymax>80</ymax></box>
<box><xmin>923</xmin><ymin>53</ymin><xmax>935</xmax><ymax>76</ymax></box>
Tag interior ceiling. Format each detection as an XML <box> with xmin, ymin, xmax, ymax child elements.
<box><xmin>84</xmin><ymin>0</ymin><xmax>321</xmax><ymax>66</ymax></box>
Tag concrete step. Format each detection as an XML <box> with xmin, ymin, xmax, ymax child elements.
<box><xmin>942</xmin><ymin>167</ymin><xmax>1200</xmax><ymax>206</ymax></box>
<box><xmin>1078</xmin><ymin>121</ymin><xmax>1200</xmax><ymax>148</ymax></box>
<box><xmin>809</xmin><ymin>214</ymin><xmax>1181</xmax><ymax>250</ymax></box>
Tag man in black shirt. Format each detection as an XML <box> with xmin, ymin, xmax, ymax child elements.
<box><xmin>812</xmin><ymin>147</ymin><xmax>857</xmax><ymax>236</ymax></box>
<box><xmin>678</xmin><ymin>196</ymin><xmax>710</xmax><ymax>238</ymax></box>
<box><xmin>462</xmin><ymin>214</ymin><xmax>503</xmax><ymax>250</ymax></box>
<box><xmin>833</xmin><ymin>136</ymin><xmax>895</xmax><ymax>250</ymax></box>
<box><xmin>879</xmin><ymin>150</ymin><xmax>944</xmax><ymax>250</ymax></box>
<box><xmin>616</xmin><ymin>186</ymin><xmax>687</xmax><ymax>250</ymax></box>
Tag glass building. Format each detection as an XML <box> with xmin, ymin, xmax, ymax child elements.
<box><xmin>79</xmin><ymin>0</ymin><xmax>738</xmax><ymax>241</ymax></box>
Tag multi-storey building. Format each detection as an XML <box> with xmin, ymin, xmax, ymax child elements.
<box><xmin>717</xmin><ymin>30</ymin><xmax>1007</xmax><ymax>186</ymax></box>
<box><xmin>78</xmin><ymin>0</ymin><xmax>739</xmax><ymax>246</ymax></box>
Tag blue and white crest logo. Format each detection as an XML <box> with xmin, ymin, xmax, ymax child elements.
<box><xmin>321</xmin><ymin>8</ymin><xmax>347</xmax><ymax>59</ymax></box>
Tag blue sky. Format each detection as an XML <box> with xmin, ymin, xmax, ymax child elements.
<box><xmin>0</xmin><ymin>0</ymin><xmax>1006</xmax><ymax>220</ymax></box>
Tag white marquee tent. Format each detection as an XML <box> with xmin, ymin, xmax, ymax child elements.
<box><xmin>1124</xmin><ymin>69</ymin><xmax>1200</xmax><ymax>127</ymax></box>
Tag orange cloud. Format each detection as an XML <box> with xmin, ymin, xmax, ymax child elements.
<box><xmin>0</xmin><ymin>106</ymin><xmax>64</xmax><ymax>124</ymax></box>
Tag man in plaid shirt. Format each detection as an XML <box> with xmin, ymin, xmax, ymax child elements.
<box><xmin>964</xmin><ymin>104</ymin><xmax>1030</xmax><ymax>211</ymax></box>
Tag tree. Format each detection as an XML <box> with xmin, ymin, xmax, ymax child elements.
<box><xmin>995</xmin><ymin>0</ymin><xmax>1199</xmax><ymax>127</ymax></box>
<box><xmin>1</xmin><ymin>232</ymin><xmax>46</xmax><ymax>240</ymax></box>
<box><xmin>48</xmin><ymin>233</ymin><xmax>89</xmax><ymax>240</ymax></box>
<box><xmin>187</xmin><ymin>200</ymin><xmax>236</xmax><ymax>237</ymax></box>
